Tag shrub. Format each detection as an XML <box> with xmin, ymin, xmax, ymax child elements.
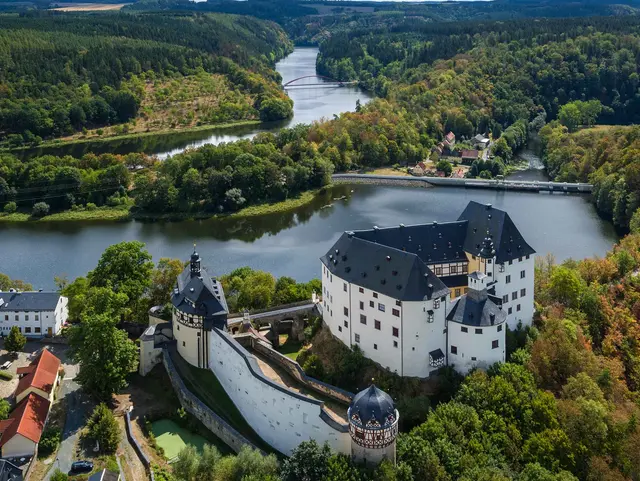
<box><xmin>302</xmin><ymin>354</ymin><xmax>325</xmax><ymax>379</ymax></box>
<box><xmin>39</xmin><ymin>428</ymin><xmax>62</xmax><ymax>457</ymax></box>
<box><xmin>86</xmin><ymin>203</ymin><xmax>97</xmax><ymax>211</ymax></box>
<box><xmin>0</xmin><ymin>371</ymin><xmax>11</xmax><ymax>381</ymax></box>
<box><xmin>87</xmin><ymin>404</ymin><xmax>120</xmax><ymax>453</ymax></box>
<box><xmin>32</xmin><ymin>202</ymin><xmax>50</xmax><ymax>218</ymax></box>
<box><xmin>3</xmin><ymin>202</ymin><xmax>16</xmax><ymax>214</ymax></box>
<box><xmin>51</xmin><ymin>469</ymin><xmax>68</xmax><ymax>481</ymax></box>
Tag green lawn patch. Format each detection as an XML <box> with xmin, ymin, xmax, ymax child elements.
<box><xmin>277</xmin><ymin>340</ymin><xmax>304</xmax><ymax>361</ymax></box>
<box><xmin>151</xmin><ymin>419</ymin><xmax>208</xmax><ymax>461</ymax></box>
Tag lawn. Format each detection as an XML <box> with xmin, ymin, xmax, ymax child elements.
<box><xmin>276</xmin><ymin>336</ymin><xmax>305</xmax><ymax>362</ymax></box>
<box><xmin>151</xmin><ymin>419</ymin><xmax>208</xmax><ymax>461</ymax></box>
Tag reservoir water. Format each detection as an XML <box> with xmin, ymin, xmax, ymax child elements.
<box><xmin>0</xmin><ymin>184</ymin><xmax>619</xmax><ymax>289</ymax></box>
<box><xmin>18</xmin><ymin>48</ymin><xmax>373</xmax><ymax>160</ymax></box>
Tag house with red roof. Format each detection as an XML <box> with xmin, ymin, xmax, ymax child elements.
<box><xmin>444</xmin><ymin>131</ymin><xmax>456</xmax><ymax>148</ymax></box>
<box><xmin>0</xmin><ymin>393</ymin><xmax>50</xmax><ymax>458</ymax></box>
<box><xmin>461</xmin><ymin>149</ymin><xmax>480</xmax><ymax>164</ymax></box>
<box><xmin>15</xmin><ymin>349</ymin><xmax>61</xmax><ymax>404</ymax></box>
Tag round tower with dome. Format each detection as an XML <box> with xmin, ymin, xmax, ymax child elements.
<box><xmin>348</xmin><ymin>384</ymin><xmax>399</xmax><ymax>466</ymax></box>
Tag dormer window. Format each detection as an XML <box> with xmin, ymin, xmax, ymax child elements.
<box><xmin>499</xmin><ymin>264</ymin><xmax>505</xmax><ymax>272</ymax></box>
<box><xmin>427</xmin><ymin>310</ymin><xmax>434</xmax><ymax>323</ymax></box>
<box><xmin>433</xmin><ymin>299</ymin><xmax>441</xmax><ymax>309</ymax></box>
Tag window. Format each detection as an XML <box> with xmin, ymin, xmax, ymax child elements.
<box><xmin>427</xmin><ymin>311</ymin><xmax>434</xmax><ymax>323</ymax></box>
<box><xmin>344</xmin><ymin>321</ymin><xmax>348</xmax><ymax>328</ymax></box>
<box><xmin>487</xmin><ymin>272</ymin><xmax>492</xmax><ymax>277</ymax></box>
<box><xmin>435</xmin><ymin>267</ymin><xmax>443</xmax><ymax>276</ymax></box>
<box><xmin>502</xmin><ymin>295</ymin><xmax>508</xmax><ymax>303</ymax></box>
<box><xmin>392</xmin><ymin>308</ymin><xmax>400</xmax><ymax>317</ymax></box>
<box><xmin>374</xmin><ymin>344</ymin><xmax>378</xmax><ymax>350</ymax></box>
<box><xmin>378</xmin><ymin>303</ymin><xmax>385</xmax><ymax>312</ymax></box>
<box><xmin>360</xmin><ymin>301</ymin><xmax>364</xmax><ymax>310</ymax></box>
<box><xmin>3</xmin><ymin>315</ymin><xmax>7</xmax><ymax>321</ymax></box>
<box><xmin>499</xmin><ymin>264</ymin><xmax>505</xmax><ymax>273</ymax></box>
<box><xmin>177</xmin><ymin>325</ymin><xmax>180</xmax><ymax>331</ymax></box>
<box><xmin>472</xmin><ymin>255</ymin><xmax>476</xmax><ymax>260</ymax></box>
<box><xmin>344</xmin><ymin>307</ymin><xmax>349</xmax><ymax>316</ymax></box>
<box><xmin>360</xmin><ymin>314</ymin><xmax>367</xmax><ymax>325</ymax></box>
<box><xmin>461</xmin><ymin>326</ymin><xmax>468</xmax><ymax>333</ymax></box>
<box><xmin>451</xmin><ymin>345</ymin><xmax>458</xmax><ymax>355</ymax></box>
<box><xmin>14</xmin><ymin>315</ymin><xmax>18</xmax><ymax>321</ymax></box>
<box><xmin>512</xmin><ymin>291</ymin><xmax>518</xmax><ymax>301</ymax></box>
<box><xmin>396</xmin><ymin>300</ymin><xmax>402</xmax><ymax>307</ymax></box>
<box><xmin>455</xmin><ymin>289</ymin><xmax>461</xmax><ymax>297</ymax></box>
<box><xmin>330</xmin><ymin>274</ymin><xmax>332</xmax><ymax>282</ymax></box>
<box><xmin>25</xmin><ymin>315</ymin><xmax>29</xmax><ymax>321</ymax></box>
<box><xmin>498</xmin><ymin>325</ymin><xmax>503</xmax><ymax>332</ymax></box>
<box><xmin>355</xmin><ymin>334</ymin><xmax>360</xmax><ymax>343</ymax></box>
<box><xmin>517</xmin><ymin>304</ymin><xmax>521</xmax><ymax>312</ymax></box>
<box><xmin>369</xmin><ymin>301</ymin><xmax>374</xmax><ymax>308</ymax></box>
<box><xmin>475</xmin><ymin>328</ymin><xmax>483</xmax><ymax>334</ymax></box>
<box><xmin>509</xmin><ymin>260</ymin><xmax>513</xmax><ymax>265</ymax></box>
<box><xmin>520</xmin><ymin>288</ymin><xmax>526</xmax><ymax>297</ymax></box>
<box><xmin>343</xmin><ymin>283</ymin><xmax>347</xmax><ymax>292</ymax></box>
<box><xmin>506</xmin><ymin>275</ymin><xmax>511</xmax><ymax>284</ymax></box>
<box><xmin>393</xmin><ymin>341</ymin><xmax>398</xmax><ymax>348</ymax></box>
<box><xmin>520</xmin><ymin>270</ymin><xmax>526</xmax><ymax>279</ymax></box>
<box><xmin>374</xmin><ymin>320</ymin><xmax>381</xmax><ymax>330</ymax></box>
<box><xmin>492</xmin><ymin>340</ymin><xmax>499</xmax><ymax>349</ymax></box>
<box><xmin>508</xmin><ymin>307</ymin><xmax>513</xmax><ymax>315</ymax></box>
<box><xmin>487</xmin><ymin>259</ymin><xmax>492</xmax><ymax>264</ymax></box>
<box><xmin>471</xmin><ymin>357</ymin><xmax>477</xmax><ymax>361</ymax></box>
<box><xmin>526</xmin><ymin>255</ymin><xmax>530</xmax><ymax>260</ymax></box>
<box><xmin>373</xmin><ymin>292</ymin><xmax>378</xmax><ymax>299</ymax></box>
<box><xmin>25</xmin><ymin>327</ymin><xmax>31</xmax><ymax>333</ymax></box>
<box><xmin>392</xmin><ymin>327</ymin><xmax>399</xmax><ymax>337</ymax></box>
<box><xmin>450</xmin><ymin>265</ymin><xmax>458</xmax><ymax>274</ymax></box>
<box><xmin>519</xmin><ymin>257</ymin><xmax>523</xmax><ymax>262</ymax></box>
<box><xmin>35</xmin><ymin>327</ymin><xmax>41</xmax><ymax>333</ymax></box>
<box><xmin>338</xmin><ymin>326</ymin><xmax>342</xmax><ymax>332</ymax></box>
<box><xmin>183</xmin><ymin>341</ymin><xmax>186</xmax><ymax>347</ymax></box>
<box><xmin>359</xmin><ymin>287</ymin><xmax>364</xmax><ymax>293</ymax></box>
<box><xmin>433</xmin><ymin>299</ymin><xmax>441</xmax><ymax>309</ymax></box>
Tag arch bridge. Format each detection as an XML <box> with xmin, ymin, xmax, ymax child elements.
<box><xmin>283</xmin><ymin>75</ymin><xmax>358</xmax><ymax>89</ymax></box>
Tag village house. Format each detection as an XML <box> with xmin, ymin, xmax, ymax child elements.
<box><xmin>461</xmin><ymin>149</ymin><xmax>480</xmax><ymax>164</ymax></box>
<box><xmin>0</xmin><ymin>291</ymin><xmax>68</xmax><ymax>338</ymax></box>
<box><xmin>411</xmin><ymin>161</ymin><xmax>428</xmax><ymax>176</ymax></box>
<box><xmin>15</xmin><ymin>349</ymin><xmax>61</xmax><ymax>404</ymax></box>
<box><xmin>444</xmin><ymin>131</ymin><xmax>456</xmax><ymax>148</ymax></box>
<box><xmin>473</xmin><ymin>134</ymin><xmax>490</xmax><ymax>149</ymax></box>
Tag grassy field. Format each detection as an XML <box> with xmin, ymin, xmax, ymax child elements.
<box><xmin>0</xmin><ymin>205</ymin><xmax>131</xmax><ymax>223</ymax></box>
<box><xmin>276</xmin><ymin>335</ymin><xmax>305</xmax><ymax>361</ymax></box>
<box><xmin>151</xmin><ymin>419</ymin><xmax>208</xmax><ymax>460</ymax></box>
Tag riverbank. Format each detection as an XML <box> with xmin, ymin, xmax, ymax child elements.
<box><xmin>0</xmin><ymin>190</ymin><xmax>321</xmax><ymax>224</ymax></box>
<box><xmin>0</xmin><ymin>120</ymin><xmax>263</xmax><ymax>154</ymax></box>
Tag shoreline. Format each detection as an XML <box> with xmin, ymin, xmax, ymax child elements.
<box><xmin>0</xmin><ymin>120</ymin><xmax>263</xmax><ymax>153</ymax></box>
<box><xmin>0</xmin><ymin>190</ymin><xmax>321</xmax><ymax>225</ymax></box>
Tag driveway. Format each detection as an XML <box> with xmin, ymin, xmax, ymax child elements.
<box><xmin>43</xmin><ymin>378</ymin><xmax>91</xmax><ymax>480</ymax></box>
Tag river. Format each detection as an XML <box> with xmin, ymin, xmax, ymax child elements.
<box><xmin>17</xmin><ymin>48</ymin><xmax>373</xmax><ymax>160</ymax></box>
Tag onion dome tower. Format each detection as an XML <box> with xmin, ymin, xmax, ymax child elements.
<box><xmin>348</xmin><ymin>384</ymin><xmax>399</xmax><ymax>466</ymax></box>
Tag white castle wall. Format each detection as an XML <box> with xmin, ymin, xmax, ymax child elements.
<box><xmin>208</xmin><ymin>328</ymin><xmax>351</xmax><ymax>456</ymax></box>
<box><xmin>448</xmin><ymin>320</ymin><xmax>505</xmax><ymax>375</ymax></box>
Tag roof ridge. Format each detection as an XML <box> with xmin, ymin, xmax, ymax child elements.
<box><xmin>352</xmin><ymin>219</ymin><xmax>467</xmax><ymax>233</ymax></box>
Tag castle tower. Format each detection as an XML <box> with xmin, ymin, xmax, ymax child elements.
<box><xmin>348</xmin><ymin>384</ymin><xmax>399</xmax><ymax>466</ymax></box>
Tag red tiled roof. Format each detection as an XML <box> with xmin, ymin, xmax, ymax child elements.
<box><xmin>445</xmin><ymin>132</ymin><xmax>455</xmax><ymax>142</ymax></box>
<box><xmin>0</xmin><ymin>393</ymin><xmax>50</xmax><ymax>447</ymax></box>
<box><xmin>16</xmin><ymin>366</ymin><xmax>35</xmax><ymax>376</ymax></box>
<box><xmin>16</xmin><ymin>349</ymin><xmax>61</xmax><ymax>399</ymax></box>
<box><xmin>461</xmin><ymin>149</ymin><xmax>480</xmax><ymax>159</ymax></box>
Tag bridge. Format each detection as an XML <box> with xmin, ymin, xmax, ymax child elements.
<box><xmin>331</xmin><ymin>174</ymin><xmax>593</xmax><ymax>193</ymax></box>
<box><xmin>283</xmin><ymin>75</ymin><xmax>358</xmax><ymax>89</ymax></box>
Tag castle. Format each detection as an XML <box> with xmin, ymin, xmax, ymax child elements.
<box><xmin>140</xmin><ymin>200</ymin><xmax>534</xmax><ymax>464</ymax></box>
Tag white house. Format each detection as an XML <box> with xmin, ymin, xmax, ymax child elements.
<box><xmin>0</xmin><ymin>291</ymin><xmax>68</xmax><ymax>338</ymax></box>
<box><xmin>321</xmin><ymin>201</ymin><xmax>535</xmax><ymax>377</ymax></box>
<box><xmin>0</xmin><ymin>392</ymin><xmax>50</xmax><ymax>459</ymax></box>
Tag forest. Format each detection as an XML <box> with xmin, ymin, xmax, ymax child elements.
<box><xmin>0</xmin><ymin>12</ymin><xmax>293</xmax><ymax>145</ymax></box>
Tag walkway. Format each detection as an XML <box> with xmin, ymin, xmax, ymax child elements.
<box><xmin>332</xmin><ymin>173</ymin><xmax>593</xmax><ymax>193</ymax></box>
<box><xmin>250</xmin><ymin>349</ymin><xmax>347</xmax><ymax>424</ymax></box>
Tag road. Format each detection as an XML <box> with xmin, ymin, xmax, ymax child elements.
<box><xmin>44</xmin><ymin>377</ymin><xmax>91</xmax><ymax>480</ymax></box>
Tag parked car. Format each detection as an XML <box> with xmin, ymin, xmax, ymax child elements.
<box><xmin>0</xmin><ymin>361</ymin><xmax>12</xmax><ymax>370</ymax></box>
<box><xmin>70</xmin><ymin>461</ymin><xmax>94</xmax><ymax>473</ymax></box>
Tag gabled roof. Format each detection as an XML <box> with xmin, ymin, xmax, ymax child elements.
<box><xmin>445</xmin><ymin>131</ymin><xmax>455</xmax><ymax>142</ymax></box>
<box><xmin>171</xmin><ymin>266</ymin><xmax>228</xmax><ymax>329</ymax></box>
<box><xmin>0</xmin><ymin>292</ymin><xmax>60</xmax><ymax>312</ymax></box>
<box><xmin>321</xmin><ymin>234</ymin><xmax>449</xmax><ymax>302</ymax></box>
<box><xmin>16</xmin><ymin>349</ymin><xmax>61</xmax><ymax>399</ymax></box>
<box><xmin>461</xmin><ymin>149</ymin><xmax>479</xmax><ymax>159</ymax></box>
<box><xmin>458</xmin><ymin>201</ymin><xmax>535</xmax><ymax>263</ymax></box>
<box><xmin>0</xmin><ymin>393</ymin><xmax>50</xmax><ymax>447</ymax></box>
<box><xmin>446</xmin><ymin>293</ymin><xmax>506</xmax><ymax>327</ymax></box>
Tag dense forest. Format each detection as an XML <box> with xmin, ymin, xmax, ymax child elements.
<box><xmin>0</xmin><ymin>13</ymin><xmax>293</xmax><ymax>145</ymax></box>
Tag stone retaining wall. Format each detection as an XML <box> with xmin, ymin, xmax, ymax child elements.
<box><xmin>124</xmin><ymin>410</ymin><xmax>154</xmax><ymax>481</ymax></box>
<box><xmin>161</xmin><ymin>349</ymin><xmax>259</xmax><ymax>454</ymax></box>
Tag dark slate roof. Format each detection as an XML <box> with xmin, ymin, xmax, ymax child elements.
<box><xmin>348</xmin><ymin>385</ymin><xmax>396</xmax><ymax>430</ymax></box>
<box><xmin>458</xmin><ymin>201</ymin><xmax>535</xmax><ymax>263</ymax></box>
<box><xmin>171</xmin><ymin>266</ymin><xmax>228</xmax><ymax>327</ymax></box>
<box><xmin>351</xmin><ymin>221</ymin><xmax>468</xmax><ymax>265</ymax></box>
<box><xmin>0</xmin><ymin>292</ymin><xmax>60</xmax><ymax>312</ymax></box>
<box><xmin>446</xmin><ymin>290</ymin><xmax>506</xmax><ymax>327</ymax></box>
<box><xmin>429</xmin><ymin>348</ymin><xmax>445</xmax><ymax>361</ymax></box>
<box><xmin>321</xmin><ymin>234</ymin><xmax>449</xmax><ymax>302</ymax></box>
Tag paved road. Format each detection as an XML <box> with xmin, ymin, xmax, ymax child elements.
<box><xmin>44</xmin><ymin>378</ymin><xmax>91</xmax><ymax>480</ymax></box>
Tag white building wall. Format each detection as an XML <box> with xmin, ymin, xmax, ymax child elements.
<box><xmin>321</xmin><ymin>263</ymin><xmax>351</xmax><ymax>347</ymax></box>
<box><xmin>490</xmin><ymin>256</ymin><xmax>535</xmax><ymax>330</ymax></box>
<box><xmin>448</xmin><ymin>321</ymin><xmax>505</xmax><ymax>375</ymax></box>
<box><xmin>173</xmin><ymin>310</ymin><xmax>205</xmax><ymax>368</ymax></box>
<box><xmin>208</xmin><ymin>328</ymin><xmax>351</xmax><ymax>456</ymax></box>
<box><xmin>401</xmin><ymin>299</ymin><xmax>447</xmax><ymax>378</ymax></box>
<box><xmin>0</xmin><ymin>295</ymin><xmax>67</xmax><ymax>338</ymax></box>
<box><xmin>2</xmin><ymin>434</ymin><xmax>36</xmax><ymax>458</ymax></box>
